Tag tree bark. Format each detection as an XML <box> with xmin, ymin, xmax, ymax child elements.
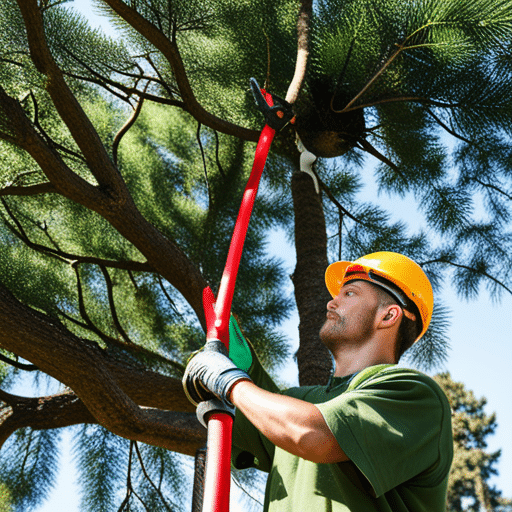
<box><xmin>291</xmin><ymin>172</ymin><xmax>332</xmax><ymax>386</ymax></box>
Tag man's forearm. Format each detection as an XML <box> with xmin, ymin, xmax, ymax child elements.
<box><xmin>229</xmin><ymin>380</ymin><xmax>348</xmax><ymax>464</ymax></box>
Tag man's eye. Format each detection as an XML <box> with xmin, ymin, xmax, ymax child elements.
<box><xmin>345</xmin><ymin>290</ymin><xmax>354</xmax><ymax>296</ymax></box>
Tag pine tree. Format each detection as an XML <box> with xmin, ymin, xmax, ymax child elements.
<box><xmin>0</xmin><ymin>0</ymin><xmax>511</xmax><ymax>509</ymax></box>
<box><xmin>435</xmin><ymin>373</ymin><xmax>512</xmax><ymax>512</ymax></box>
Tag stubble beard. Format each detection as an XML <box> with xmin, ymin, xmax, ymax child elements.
<box><xmin>319</xmin><ymin>306</ymin><xmax>379</xmax><ymax>352</ymax></box>
<box><xmin>319</xmin><ymin>312</ymin><xmax>347</xmax><ymax>351</ymax></box>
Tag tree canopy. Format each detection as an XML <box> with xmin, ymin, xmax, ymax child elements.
<box><xmin>1</xmin><ymin>0</ymin><xmax>512</xmax><ymax>509</ymax></box>
<box><xmin>435</xmin><ymin>373</ymin><xmax>512</xmax><ymax>512</ymax></box>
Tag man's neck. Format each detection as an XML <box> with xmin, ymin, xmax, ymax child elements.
<box><xmin>331</xmin><ymin>339</ymin><xmax>396</xmax><ymax>378</ymax></box>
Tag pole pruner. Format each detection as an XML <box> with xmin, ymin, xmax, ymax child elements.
<box><xmin>197</xmin><ymin>78</ymin><xmax>295</xmax><ymax>512</ymax></box>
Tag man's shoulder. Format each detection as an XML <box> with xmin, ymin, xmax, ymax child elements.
<box><xmin>350</xmin><ymin>364</ymin><xmax>450</xmax><ymax>407</ymax></box>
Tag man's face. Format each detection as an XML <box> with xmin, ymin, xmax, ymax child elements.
<box><xmin>319</xmin><ymin>280</ymin><xmax>381</xmax><ymax>350</ymax></box>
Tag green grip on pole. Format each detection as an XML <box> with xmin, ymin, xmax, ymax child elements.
<box><xmin>228</xmin><ymin>314</ymin><xmax>253</xmax><ymax>372</ymax></box>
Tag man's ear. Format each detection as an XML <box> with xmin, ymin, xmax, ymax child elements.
<box><xmin>378</xmin><ymin>304</ymin><xmax>402</xmax><ymax>328</ymax></box>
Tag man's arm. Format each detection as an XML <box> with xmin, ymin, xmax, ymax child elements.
<box><xmin>229</xmin><ymin>380</ymin><xmax>348</xmax><ymax>464</ymax></box>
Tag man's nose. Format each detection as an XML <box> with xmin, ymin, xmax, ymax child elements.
<box><xmin>327</xmin><ymin>298</ymin><xmax>337</xmax><ymax>310</ymax></box>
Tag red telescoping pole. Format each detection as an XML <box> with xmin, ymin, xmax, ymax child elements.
<box><xmin>200</xmin><ymin>93</ymin><xmax>276</xmax><ymax>511</ymax></box>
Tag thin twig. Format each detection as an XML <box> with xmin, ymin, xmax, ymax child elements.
<box><xmin>421</xmin><ymin>259</ymin><xmax>512</xmax><ymax>295</ymax></box>
<box><xmin>145</xmin><ymin>54</ymin><xmax>178</xmax><ymax>99</ymax></box>
<box><xmin>213</xmin><ymin>131</ymin><xmax>226</xmax><ymax>180</ymax></box>
<box><xmin>356</xmin><ymin>138</ymin><xmax>407</xmax><ymax>183</ymax></box>
<box><xmin>112</xmin><ymin>82</ymin><xmax>148</xmax><ymax>166</ymax></box>
<box><xmin>117</xmin><ymin>441</ymin><xmax>134</xmax><ymax>512</ymax></box>
<box><xmin>0</xmin><ymin>353</ymin><xmax>38</xmax><ymax>371</ymax></box>
<box><xmin>73</xmin><ymin>265</ymin><xmax>185</xmax><ymax>371</ymax></box>
<box><xmin>133</xmin><ymin>442</ymin><xmax>173</xmax><ymax>512</ymax></box>
<box><xmin>317</xmin><ymin>178</ymin><xmax>368</xmax><ymax>226</ymax></box>
<box><xmin>99</xmin><ymin>265</ymin><xmax>133</xmax><ymax>345</ymax></box>
<box><xmin>73</xmin><ymin>263</ymin><xmax>111</xmax><ymax>340</ymax></box>
<box><xmin>157</xmin><ymin>276</ymin><xmax>183</xmax><ymax>318</ymax></box>
<box><xmin>473</xmin><ymin>178</ymin><xmax>512</xmax><ymax>201</ymax></box>
<box><xmin>426</xmin><ymin>109</ymin><xmax>472</xmax><ymax>144</ymax></box>
<box><xmin>232</xmin><ymin>474</ymin><xmax>264</xmax><ymax>507</ymax></box>
<box><xmin>0</xmin><ymin>200</ymin><xmax>155</xmax><ymax>271</ymax></box>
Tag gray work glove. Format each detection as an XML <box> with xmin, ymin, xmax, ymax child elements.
<box><xmin>182</xmin><ymin>340</ymin><xmax>252</xmax><ymax>407</ymax></box>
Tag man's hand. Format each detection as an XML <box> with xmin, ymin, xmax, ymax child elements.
<box><xmin>182</xmin><ymin>340</ymin><xmax>252</xmax><ymax>407</ymax></box>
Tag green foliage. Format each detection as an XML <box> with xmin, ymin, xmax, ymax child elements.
<box><xmin>1</xmin><ymin>0</ymin><xmax>512</xmax><ymax>509</ymax></box>
<box><xmin>75</xmin><ymin>425</ymin><xmax>129</xmax><ymax>512</ymax></box>
<box><xmin>74</xmin><ymin>425</ymin><xmax>188</xmax><ymax>512</ymax></box>
<box><xmin>435</xmin><ymin>373</ymin><xmax>512</xmax><ymax>511</ymax></box>
<box><xmin>0</xmin><ymin>428</ymin><xmax>60</xmax><ymax>511</ymax></box>
<box><xmin>0</xmin><ymin>482</ymin><xmax>13</xmax><ymax>512</ymax></box>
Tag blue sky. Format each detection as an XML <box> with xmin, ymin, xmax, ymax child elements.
<box><xmin>11</xmin><ymin>0</ymin><xmax>512</xmax><ymax>509</ymax></box>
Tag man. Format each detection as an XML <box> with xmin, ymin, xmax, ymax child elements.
<box><xmin>184</xmin><ymin>251</ymin><xmax>453</xmax><ymax>511</ymax></box>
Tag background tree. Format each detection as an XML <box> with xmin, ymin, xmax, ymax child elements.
<box><xmin>0</xmin><ymin>0</ymin><xmax>511</xmax><ymax>509</ymax></box>
<box><xmin>435</xmin><ymin>373</ymin><xmax>512</xmax><ymax>512</ymax></box>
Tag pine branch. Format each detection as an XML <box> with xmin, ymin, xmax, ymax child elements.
<box><xmin>0</xmin><ymin>199</ymin><xmax>155</xmax><ymax>272</ymax></box>
<box><xmin>0</xmin><ymin>353</ymin><xmax>38</xmax><ymax>371</ymax></box>
<box><xmin>427</xmin><ymin>109</ymin><xmax>472</xmax><ymax>144</ymax></box>
<box><xmin>17</xmin><ymin>0</ymin><xmax>128</xmax><ymax>194</ymax></box>
<box><xmin>0</xmin><ymin>281</ymin><xmax>205</xmax><ymax>453</ymax></box>
<box><xmin>113</xmin><ymin>83</ymin><xmax>147</xmax><ymax>166</ymax></box>
<box><xmin>0</xmin><ymin>183</ymin><xmax>57</xmax><ymax>197</ymax></box>
<box><xmin>62</xmin><ymin>48</ymin><xmax>184</xmax><ymax>108</ymax></box>
<box><xmin>99</xmin><ymin>265</ymin><xmax>134</xmax><ymax>345</ymax></box>
<box><xmin>421</xmin><ymin>258</ymin><xmax>512</xmax><ymax>295</ymax></box>
<box><xmin>102</xmin><ymin>0</ymin><xmax>260</xmax><ymax>141</ymax></box>
<box><xmin>133</xmin><ymin>442</ymin><xmax>173</xmax><ymax>512</ymax></box>
<box><xmin>473</xmin><ymin>178</ymin><xmax>512</xmax><ymax>201</ymax></box>
<box><xmin>73</xmin><ymin>264</ymin><xmax>186</xmax><ymax>373</ymax></box>
<box><xmin>0</xmin><ymin>84</ymin><xmax>104</xmax><ymax>205</ymax></box>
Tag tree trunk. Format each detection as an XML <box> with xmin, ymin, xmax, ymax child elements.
<box><xmin>291</xmin><ymin>171</ymin><xmax>332</xmax><ymax>386</ymax></box>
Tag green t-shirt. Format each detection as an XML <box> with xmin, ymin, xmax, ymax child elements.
<box><xmin>231</xmin><ymin>362</ymin><xmax>453</xmax><ymax>512</ymax></box>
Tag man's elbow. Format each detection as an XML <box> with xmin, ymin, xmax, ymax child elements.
<box><xmin>296</xmin><ymin>430</ymin><xmax>349</xmax><ymax>464</ymax></box>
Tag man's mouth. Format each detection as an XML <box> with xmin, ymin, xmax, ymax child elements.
<box><xmin>326</xmin><ymin>311</ymin><xmax>340</xmax><ymax>321</ymax></box>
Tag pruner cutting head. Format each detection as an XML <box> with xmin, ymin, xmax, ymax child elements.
<box><xmin>250</xmin><ymin>78</ymin><xmax>296</xmax><ymax>131</ymax></box>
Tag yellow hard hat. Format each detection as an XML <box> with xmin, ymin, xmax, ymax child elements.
<box><xmin>325</xmin><ymin>251</ymin><xmax>433</xmax><ymax>342</ymax></box>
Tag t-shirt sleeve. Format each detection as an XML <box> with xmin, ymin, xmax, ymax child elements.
<box><xmin>231</xmin><ymin>353</ymin><xmax>279</xmax><ymax>473</ymax></box>
<box><xmin>315</xmin><ymin>369</ymin><xmax>453</xmax><ymax>498</ymax></box>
